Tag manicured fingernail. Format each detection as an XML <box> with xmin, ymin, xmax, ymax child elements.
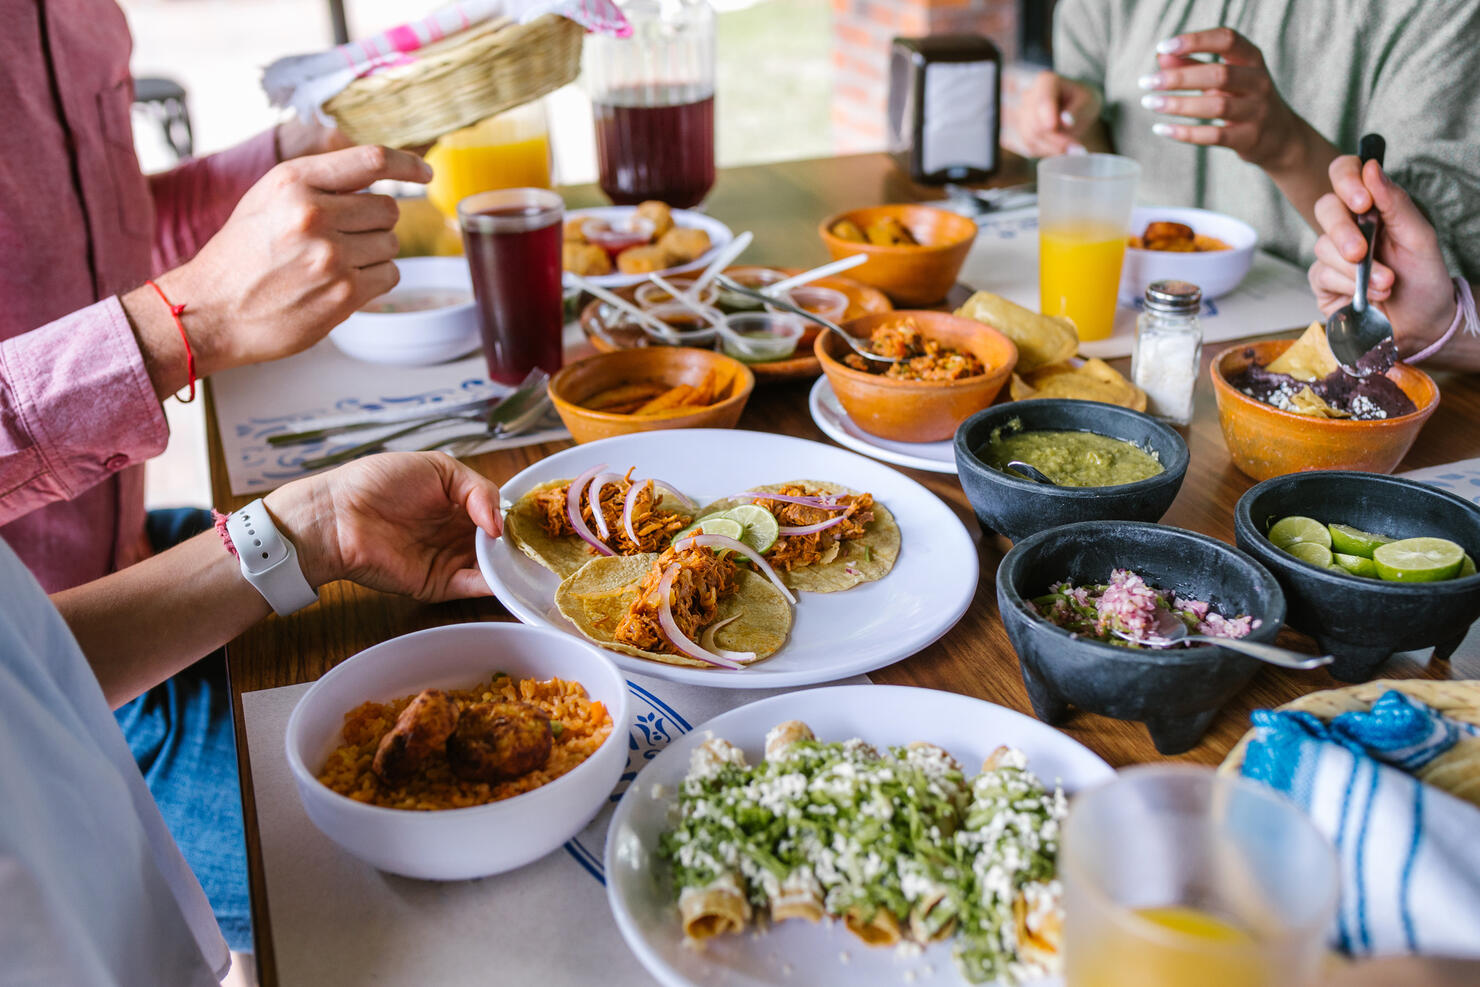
<box><xmin>1151</xmin><ymin>122</ymin><xmax>1175</xmax><ymax>138</ymax></box>
<box><xmin>1066</xmin><ymin>143</ymin><xmax>1088</xmax><ymax>156</ymax></box>
<box><xmin>1141</xmin><ymin>94</ymin><xmax>1168</xmax><ymax>111</ymax></box>
<box><xmin>1138</xmin><ymin>73</ymin><xmax>1164</xmax><ymax>90</ymax></box>
<box><xmin>1156</xmin><ymin>37</ymin><xmax>1184</xmax><ymax>54</ymax></box>
<box><xmin>1059</xmin><ymin>109</ymin><xmax>1076</xmax><ymax>128</ymax></box>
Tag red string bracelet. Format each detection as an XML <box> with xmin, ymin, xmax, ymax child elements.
<box><xmin>146</xmin><ymin>279</ymin><xmax>196</xmax><ymax>403</ymax></box>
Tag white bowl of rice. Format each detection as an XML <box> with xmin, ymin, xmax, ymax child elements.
<box><xmin>286</xmin><ymin>622</ymin><xmax>629</xmax><ymax>880</ymax></box>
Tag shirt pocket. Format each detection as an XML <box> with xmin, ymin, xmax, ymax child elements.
<box><xmin>94</xmin><ymin>79</ymin><xmax>155</xmax><ymax>242</ymax></box>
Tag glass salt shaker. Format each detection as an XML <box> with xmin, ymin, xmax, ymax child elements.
<box><xmin>1132</xmin><ymin>280</ymin><xmax>1203</xmax><ymax>426</ymax></box>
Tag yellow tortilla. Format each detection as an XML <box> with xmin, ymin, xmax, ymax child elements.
<box><xmin>505</xmin><ymin>478</ymin><xmax>693</xmax><ymax>578</ymax></box>
<box><xmin>1010</xmin><ymin>358</ymin><xmax>1148</xmax><ymax>412</ymax></box>
<box><xmin>554</xmin><ymin>553</ymin><xmax>792</xmax><ymax>668</ymax></box>
<box><xmin>1267</xmin><ymin>321</ymin><xmax>1339</xmax><ymax>381</ymax></box>
<box><xmin>954</xmin><ymin>291</ymin><xmax>1079</xmax><ymax>373</ymax></box>
<box><xmin>697</xmin><ymin>481</ymin><xmax>900</xmax><ymax>593</ymax></box>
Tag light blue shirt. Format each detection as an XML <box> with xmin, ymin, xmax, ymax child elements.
<box><xmin>0</xmin><ymin>537</ymin><xmax>226</xmax><ymax>986</ymax></box>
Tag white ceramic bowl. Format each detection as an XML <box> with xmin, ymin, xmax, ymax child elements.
<box><xmin>330</xmin><ymin>256</ymin><xmax>481</xmax><ymax>365</ymax></box>
<box><xmin>285</xmin><ymin>622</ymin><xmax>630</xmax><ymax>880</ymax></box>
<box><xmin>1118</xmin><ymin>205</ymin><xmax>1258</xmax><ymax>303</ymax></box>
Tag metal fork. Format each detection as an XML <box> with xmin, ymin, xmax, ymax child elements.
<box><xmin>299</xmin><ymin>369</ymin><xmax>549</xmax><ymax>470</ymax></box>
<box><xmin>716</xmin><ymin>275</ymin><xmax>895</xmax><ymax>365</ymax></box>
<box><xmin>413</xmin><ymin>387</ymin><xmax>554</xmax><ymax>454</ymax></box>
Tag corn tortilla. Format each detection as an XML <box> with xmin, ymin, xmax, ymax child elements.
<box><xmin>505</xmin><ymin>478</ymin><xmax>693</xmax><ymax>578</ymax></box>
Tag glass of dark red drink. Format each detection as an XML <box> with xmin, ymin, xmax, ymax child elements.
<box><xmin>457</xmin><ymin>188</ymin><xmax>564</xmax><ymax>385</ymax></box>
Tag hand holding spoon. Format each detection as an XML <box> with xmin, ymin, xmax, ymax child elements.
<box><xmin>1326</xmin><ymin>133</ymin><xmax>1393</xmax><ymax>375</ymax></box>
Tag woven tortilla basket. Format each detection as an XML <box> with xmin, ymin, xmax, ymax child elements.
<box><xmin>324</xmin><ymin>14</ymin><xmax>583</xmax><ymax>149</ymax></box>
<box><xmin>1219</xmin><ymin>679</ymin><xmax>1480</xmax><ymax>809</ymax></box>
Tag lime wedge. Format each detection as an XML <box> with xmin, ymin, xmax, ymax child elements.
<box><xmin>1269</xmin><ymin>516</ymin><xmax>1332</xmax><ymax>551</ymax></box>
<box><xmin>717</xmin><ymin>504</ymin><xmax>780</xmax><ymax>554</ymax></box>
<box><xmin>1334</xmin><ymin>553</ymin><xmax>1379</xmax><ymax>578</ymax></box>
<box><xmin>1287</xmin><ymin>541</ymin><xmax>1334</xmax><ymax>568</ymax></box>
<box><xmin>1328</xmin><ymin>523</ymin><xmax>1393</xmax><ymax>559</ymax></box>
<box><xmin>672</xmin><ymin>515</ymin><xmax>745</xmax><ymax>545</ymax></box>
<box><xmin>1373</xmin><ymin>537</ymin><xmax>1465</xmax><ymax>583</ymax></box>
<box><xmin>1463</xmin><ymin>554</ymin><xmax>1477</xmax><ymax>578</ymax></box>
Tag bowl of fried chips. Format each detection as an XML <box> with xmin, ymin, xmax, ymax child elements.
<box><xmin>819</xmin><ymin>204</ymin><xmax>977</xmax><ymax>306</ymax></box>
<box><xmin>549</xmin><ymin>347</ymin><xmax>755</xmax><ymax>444</ymax></box>
<box><xmin>1119</xmin><ymin>206</ymin><xmax>1257</xmax><ymax>304</ymax></box>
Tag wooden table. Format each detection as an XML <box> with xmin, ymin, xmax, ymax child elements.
<box><xmin>211</xmin><ymin>152</ymin><xmax>1480</xmax><ymax>981</ymax></box>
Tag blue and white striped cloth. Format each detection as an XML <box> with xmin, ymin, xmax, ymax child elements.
<box><xmin>1241</xmin><ymin>691</ymin><xmax>1480</xmax><ymax>958</ymax></box>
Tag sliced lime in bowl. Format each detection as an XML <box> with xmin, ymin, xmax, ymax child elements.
<box><xmin>1373</xmin><ymin>537</ymin><xmax>1465</xmax><ymax>583</ymax></box>
<box><xmin>1287</xmin><ymin>541</ymin><xmax>1334</xmax><ymax>568</ymax></box>
<box><xmin>1328</xmin><ymin>523</ymin><xmax>1392</xmax><ymax>559</ymax></box>
<box><xmin>1333</xmin><ymin>552</ymin><xmax>1378</xmax><ymax>578</ymax></box>
<box><xmin>1269</xmin><ymin>516</ymin><xmax>1331</xmax><ymax>551</ymax></box>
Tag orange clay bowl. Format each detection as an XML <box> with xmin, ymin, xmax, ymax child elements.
<box><xmin>1210</xmin><ymin>339</ymin><xmax>1439</xmax><ymax>481</ymax></box>
<box><xmin>549</xmin><ymin>347</ymin><xmax>755</xmax><ymax>445</ymax></box>
<box><xmin>818</xmin><ymin>204</ymin><xmax>978</xmax><ymax>307</ymax></box>
<box><xmin>816</xmin><ymin>311</ymin><xmax>1018</xmax><ymax>443</ymax></box>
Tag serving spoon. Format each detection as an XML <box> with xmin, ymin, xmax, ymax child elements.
<box><xmin>1005</xmin><ymin>460</ymin><xmax>1057</xmax><ymax>485</ymax></box>
<box><xmin>715</xmin><ymin>275</ymin><xmax>895</xmax><ymax>365</ymax></box>
<box><xmin>1113</xmin><ymin>611</ymin><xmax>1333</xmax><ymax>671</ymax></box>
<box><xmin>1326</xmin><ymin>134</ymin><xmax>1393</xmax><ymax>376</ymax></box>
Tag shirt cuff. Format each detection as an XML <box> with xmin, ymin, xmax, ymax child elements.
<box><xmin>1</xmin><ymin>296</ymin><xmax>168</xmax><ymax>501</ymax></box>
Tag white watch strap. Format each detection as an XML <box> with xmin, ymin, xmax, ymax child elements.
<box><xmin>227</xmin><ymin>499</ymin><xmax>319</xmax><ymax>616</ymax></box>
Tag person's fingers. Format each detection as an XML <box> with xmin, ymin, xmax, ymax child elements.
<box><xmin>1151</xmin><ymin>120</ymin><xmax>1242</xmax><ymax>147</ymax></box>
<box><xmin>1327</xmin><ymin>155</ymin><xmax>1370</xmax><ymax>213</ymax></box>
<box><xmin>353</xmin><ymin>259</ymin><xmax>400</xmax><ymax>299</ymax></box>
<box><xmin>1156</xmin><ymin>26</ymin><xmax>1263</xmax><ymax>64</ymax></box>
<box><xmin>1309</xmin><ymin>261</ymin><xmax>1359</xmax><ymax>311</ymax></box>
<box><xmin>1155</xmin><ymin>52</ymin><xmax>1200</xmax><ymax>71</ymax></box>
<box><xmin>1139</xmin><ymin>62</ymin><xmax>1260</xmax><ymax>94</ymax></box>
<box><xmin>1141</xmin><ymin>92</ymin><xmax>1255</xmax><ymax>120</ymax></box>
<box><xmin>317</xmin><ymin>191</ymin><xmax>401</xmax><ymax>232</ymax></box>
<box><xmin>1364</xmin><ymin>160</ymin><xmax>1434</xmax><ymax>252</ymax></box>
<box><xmin>1037</xmin><ymin>76</ymin><xmax>1062</xmax><ymax>132</ymax></box>
<box><xmin>433</xmin><ymin>454</ymin><xmax>505</xmax><ymax>538</ymax></box>
<box><xmin>1312</xmin><ymin>232</ymin><xmax>1393</xmax><ymax>291</ymax></box>
<box><xmin>338</xmin><ymin>230</ymin><xmax>400</xmax><ymax>269</ymax></box>
<box><xmin>443</xmin><ymin>566</ymin><xmax>494</xmax><ymax>600</ymax></box>
<box><xmin>288</xmin><ymin>145</ymin><xmax>433</xmax><ymax>193</ymax></box>
<box><xmin>1314</xmin><ymin>193</ymin><xmax>1367</xmax><ymax>262</ymax></box>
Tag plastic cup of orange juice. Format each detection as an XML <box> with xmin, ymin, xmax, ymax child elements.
<box><xmin>426</xmin><ymin>102</ymin><xmax>553</xmax><ymax>220</ymax></box>
<box><xmin>1038</xmin><ymin>154</ymin><xmax>1140</xmax><ymax>341</ymax></box>
<box><xmin>1061</xmin><ymin>765</ymin><xmax>1337</xmax><ymax>987</ymax></box>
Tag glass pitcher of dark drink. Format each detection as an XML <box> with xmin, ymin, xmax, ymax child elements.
<box><xmin>584</xmin><ymin>0</ymin><xmax>716</xmax><ymax>209</ymax></box>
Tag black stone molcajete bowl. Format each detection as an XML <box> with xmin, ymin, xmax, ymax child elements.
<box><xmin>998</xmin><ymin>521</ymin><xmax>1286</xmax><ymax>755</ymax></box>
<box><xmin>1234</xmin><ymin>471</ymin><xmax>1480</xmax><ymax>682</ymax></box>
<box><xmin>954</xmin><ymin>399</ymin><xmax>1189</xmax><ymax>543</ymax></box>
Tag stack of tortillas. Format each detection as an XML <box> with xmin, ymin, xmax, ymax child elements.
<box><xmin>954</xmin><ymin>292</ymin><xmax>1148</xmax><ymax>412</ymax></box>
<box><xmin>1219</xmin><ymin>679</ymin><xmax>1480</xmax><ymax>810</ymax></box>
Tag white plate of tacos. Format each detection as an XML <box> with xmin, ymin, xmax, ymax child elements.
<box><xmin>475</xmin><ymin>430</ymin><xmax>978</xmax><ymax>687</ymax></box>
<box><xmin>603</xmin><ymin>685</ymin><xmax>1113</xmax><ymax>986</ymax></box>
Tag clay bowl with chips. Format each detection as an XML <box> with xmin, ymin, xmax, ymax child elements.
<box><xmin>816</xmin><ymin>310</ymin><xmax>1017</xmax><ymax>443</ymax></box>
<box><xmin>954</xmin><ymin>399</ymin><xmax>1189</xmax><ymax>542</ymax></box>
<box><xmin>1119</xmin><ymin>206</ymin><xmax>1258</xmax><ymax>303</ymax></box>
<box><xmin>818</xmin><ymin>204</ymin><xmax>978</xmax><ymax>306</ymax></box>
<box><xmin>549</xmin><ymin>348</ymin><xmax>755</xmax><ymax>444</ymax></box>
<box><xmin>1211</xmin><ymin>340</ymin><xmax>1438</xmax><ymax>481</ymax></box>
<box><xmin>1234</xmin><ymin>471</ymin><xmax>1480</xmax><ymax>682</ymax></box>
<box><xmin>998</xmin><ymin>520</ymin><xmax>1285</xmax><ymax>755</ymax></box>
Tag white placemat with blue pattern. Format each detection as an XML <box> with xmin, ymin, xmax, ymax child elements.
<box><xmin>242</xmin><ymin>672</ymin><xmax>869</xmax><ymax>986</ymax></box>
<box><xmin>211</xmin><ymin>335</ymin><xmax>571</xmax><ymax>497</ymax></box>
<box><xmin>954</xmin><ymin>206</ymin><xmax>1320</xmax><ymax>359</ymax></box>
<box><xmin>1402</xmin><ymin>458</ymin><xmax>1480</xmax><ymax>505</ymax></box>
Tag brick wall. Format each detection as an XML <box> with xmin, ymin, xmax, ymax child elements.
<box><xmin>831</xmin><ymin>0</ymin><xmax>1020</xmax><ymax>153</ymax></box>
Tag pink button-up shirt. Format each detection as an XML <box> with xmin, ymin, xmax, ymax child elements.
<box><xmin>0</xmin><ymin>0</ymin><xmax>279</xmax><ymax>591</ymax></box>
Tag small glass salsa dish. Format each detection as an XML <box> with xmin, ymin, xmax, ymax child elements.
<box><xmin>718</xmin><ymin>312</ymin><xmax>804</xmax><ymax>363</ymax></box>
<box><xmin>716</xmin><ymin>267</ymin><xmax>788</xmax><ymax>313</ymax></box>
<box><xmin>634</xmin><ymin>277</ymin><xmax>721</xmax><ymax>310</ymax></box>
<box><xmin>641</xmin><ymin>301</ymin><xmax>722</xmax><ymax>348</ymax></box>
<box><xmin>769</xmin><ymin>285</ymin><xmax>848</xmax><ymax>325</ymax></box>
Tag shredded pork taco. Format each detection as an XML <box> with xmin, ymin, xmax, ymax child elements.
<box><xmin>699</xmin><ymin>481</ymin><xmax>899</xmax><ymax>592</ymax></box>
<box><xmin>555</xmin><ymin>544</ymin><xmax>793</xmax><ymax>669</ymax></box>
<box><xmin>505</xmin><ymin>469</ymin><xmax>694</xmax><ymax>578</ymax></box>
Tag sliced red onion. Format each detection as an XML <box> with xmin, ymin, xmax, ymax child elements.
<box><xmin>778</xmin><ymin>515</ymin><xmax>849</xmax><ymax>537</ymax></box>
<box><xmin>622</xmin><ymin>479</ymin><xmax>646</xmax><ymax>545</ymax></box>
<box><xmin>673</xmin><ymin>533</ymin><xmax>797</xmax><ymax>605</ymax></box>
<box><xmin>651</xmin><ymin>479</ymin><xmax>696</xmax><ymax>511</ymax></box>
<box><xmin>586</xmin><ymin>472</ymin><xmax>625</xmax><ymax>539</ymax></box>
<box><xmin>699</xmin><ymin>614</ymin><xmax>756</xmax><ymax>664</ymax></box>
<box><xmin>737</xmin><ymin>492</ymin><xmax>849</xmax><ymax>511</ymax></box>
<box><xmin>567</xmin><ymin>464</ymin><xmax>614</xmax><ymax>556</ymax></box>
<box><xmin>657</xmin><ymin>565</ymin><xmax>745</xmax><ymax>670</ymax></box>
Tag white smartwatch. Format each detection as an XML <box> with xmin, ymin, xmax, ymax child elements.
<box><xmin>227</xmin><ymin>499</ymin><xmax>319</xmax><ymax>616</ymax></box>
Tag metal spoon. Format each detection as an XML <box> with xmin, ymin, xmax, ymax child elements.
<box><xmin>1114</xmin><ymin>612</ymin><xmax>1333</xmax><ymax>671</ymax></box>
<box><xmin>1326</xmin><ymin>133</ymin><xmax>1392</xmax><ymax>375</ymax></box>
<box><xmin>1005</xmin><ymin>460</ymin><xmax>1056</xmax><ymax>485</ymax></box>
<box><xmin>716</xmin><ymin>275</ymin><xmax>894</xmax><ymax>365</ymax></box>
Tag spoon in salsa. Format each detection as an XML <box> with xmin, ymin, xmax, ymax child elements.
<box><xmin>1113</xmin><ymin>611</ymin><xmax>1333</xmax><ymax>671</ymax></box>
<box><xmin>716</xmin><ymin>275</ymin><xmax>895</xmax><ymax>365</ymax></box>
<box><xmin>1326</xmin><ymin>134</ymin><xmax>1393</xmax><ymax>376</ymax></box>
<box><xmin>1005</xmin><ymin>460</ymin><xmax>1057</xmax><ymax>485</ymax></box>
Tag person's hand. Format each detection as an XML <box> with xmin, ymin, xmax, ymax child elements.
<box><xmin>1009</xmin><ymin>71</ymin><xmax>1101</xmax><ymax>157</ymax></box>
<box><xmin>1139</xmin><ymin>28</ymin><xmax>1308</xmax><ymax>170</ymax></box>
<box><xmin>137</xmin><ymin>145</ymin><xmax>432</xmax><ymax>388</ymax></box>
<box><xmin>1309</xmin><ymin>155</ymin><xmax>1457</xmax><ymax>347</ymax></box>
<box><xmin>267</xmin><ymin>452</ymin><xmax>503</xmax><ymax>601</ymax></box>
<box><xmin>275</xmin><ymin>116</ymin><xmax>354</xmax><ymax>160</ymax></box>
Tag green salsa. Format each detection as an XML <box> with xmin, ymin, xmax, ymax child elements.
<box><xmin>979</xmin><ymin>427</ymin><xmax>1163</xmax><ymax>487</ymax></box>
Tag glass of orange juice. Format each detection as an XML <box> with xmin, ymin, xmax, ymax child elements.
<box><xmin>1062</xmin><ymin>766</ymin><xmax>1337</xmax><ymax>987</ymax></box>
<box><xmin>1038</xmin><ymin>154</ymin><xmax>1140</xmax><ymax>341</ymax></box>
<box><xmin>425</xmin><ymin>101</ymin><xmax>553</xmax><ymax>223</ymax></box>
